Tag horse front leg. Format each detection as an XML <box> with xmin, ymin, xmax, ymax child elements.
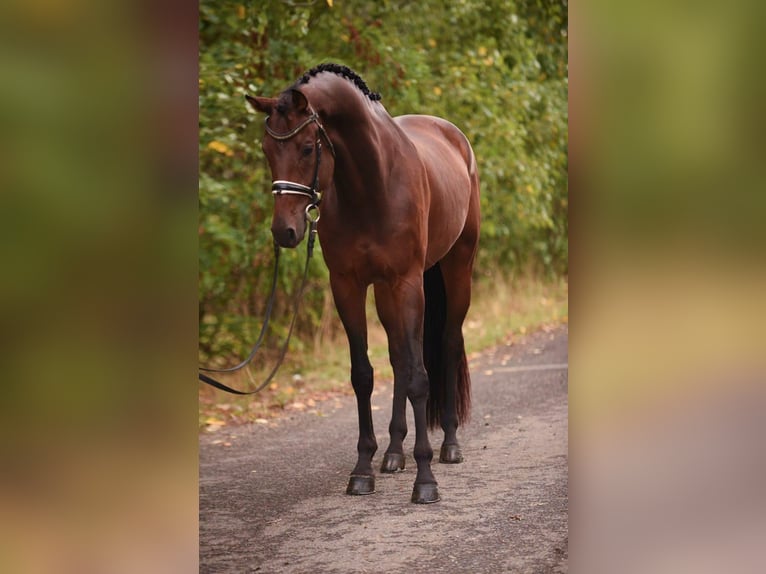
<box><xmin>374</xmin><ymin>278</ymin><xmax>440</xmax><ymax>503</ymax></box>
<box><xmin>331</xmin><ymin>275</ymin><xmax>377</xmax><ymax>496</ymax></box>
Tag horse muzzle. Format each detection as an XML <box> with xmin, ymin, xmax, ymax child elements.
<box><xmin>271</xmin><ymin>198</ymin><xmax>321</xmax><ymax>248</ymax></box>
<box><xmin>271</xmin><ymin>219</ymin><xmax>306</xmax><ymax>248</ymax></box>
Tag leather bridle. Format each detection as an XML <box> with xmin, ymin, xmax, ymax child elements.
<box><xmin>197</xmin><ymin>106</ymin><xmax>334</xmax><ymax>395</ymax></box>
<box><xmin>264</xmin><ymin>106</ymin><xmax>335</xmax><ymax>222</ymax></box>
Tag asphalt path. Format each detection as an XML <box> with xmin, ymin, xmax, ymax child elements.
<box><xmin>200</xmin><ymin>325</ymin><xmax>568</xmax><ymax>573</ymax></box>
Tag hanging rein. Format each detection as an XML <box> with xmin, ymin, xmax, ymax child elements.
<box><xmin>198</xmin><ymin>106</ymin><xmax>334</xmax><ymax>395</ymax></box>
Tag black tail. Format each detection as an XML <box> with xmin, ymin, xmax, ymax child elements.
<box><xmin>423</xmin><ymin>263</ymin><xmax>471</xmax><ymax>430</ymax></box>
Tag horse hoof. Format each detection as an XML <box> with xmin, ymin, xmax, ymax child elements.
<box><xmin>439</xmin><ymin>444</ymin><xmax>464</xmax><ymax>464</ymax></box>
<box><xmin>411</xmin><ymin>482</ymin><xmax>440</xmax><ymax>504</ymax></box>
<box><xmin>380</xmin><ymin>453</ymin><xmax>405</xmax><ymax>473</ymax></box>
<box><xmin>346</xmin><ymin>474</ymin><xmax>375</xmax><ymax>495</ymax></box>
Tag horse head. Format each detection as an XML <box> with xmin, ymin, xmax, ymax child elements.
<box><xmin>246</xmin><ymin>89</ymin><xmax>335</xmax><ymax>248</ymax></box>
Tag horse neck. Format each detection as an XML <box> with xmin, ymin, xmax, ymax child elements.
<box><xmin>307</xmin><ymin>82</ymin><xmax>407</xmax><ymax>211</ymax></box>
<box><xmin>332</xmin><ymin>112</ymin><xmax>400</xmax><ymax>203</ymax></box>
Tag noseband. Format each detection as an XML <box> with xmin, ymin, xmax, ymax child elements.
<box><xmin>265</xmin><ymin>106</ymin><xmax>335</xmax><ymax>222</ymax></box>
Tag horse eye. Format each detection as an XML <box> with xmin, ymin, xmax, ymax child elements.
<box><xmin>301</xmin><ymin>144</ymin><xmax>314</xmax><ymax>157</ymax></box>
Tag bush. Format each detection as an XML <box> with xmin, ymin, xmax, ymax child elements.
<box><xmin>199</xmin><ymin>0</ymin><xmax>567</xmax><ymax>360</ymax></box>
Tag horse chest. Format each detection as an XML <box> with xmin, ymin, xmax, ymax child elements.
<box><xmin>322</xmin><ymin>235</ymin><xmax>413</xmax><ymax>283</ymax></box>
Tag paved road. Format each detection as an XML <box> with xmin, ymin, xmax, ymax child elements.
<box><xmin>200</xmin><ymin>325</ymin><xmax>568</xmax><ymax>573</ymax></box>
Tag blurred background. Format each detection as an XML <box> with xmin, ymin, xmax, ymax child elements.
<box><xmin>198</xmin><ymin>0</ymin><xmax>569</xmax><ymax>418</ymax></box>
<box><xmin>0</xmin><ymin>0</ymin><xmax>198</xmax><ymax>572</ymax></box>
<box><xmin>1</xmin><ymin>0</ymin><xmax>764</xmax><ymax>571</ymax></box>
<box><xmin>570</xmin><ymin>0</ymin><xmax>766</xmax><ymax>572</ymax></box>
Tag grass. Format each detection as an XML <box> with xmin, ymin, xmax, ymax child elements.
<box><xmin>464</xmin><ymin>274</ymin><xmax>569</xmax><ymax>355</ymax></box>
<box><xmin>199</xmin><ymin>274</ymin><xmax>567</xmax><ymax>430</ymax></box>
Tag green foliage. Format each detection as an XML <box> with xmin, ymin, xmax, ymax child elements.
<box><xmin>199</xmin><ymin>0</ymin><xmax>567</xmax><ymax>360</ymax></box>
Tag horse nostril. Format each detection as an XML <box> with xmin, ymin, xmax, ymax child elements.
<box><xmin>272</xmin><ymin>226</ymin><xmax>298</xmax><ymax>247</ymax></box>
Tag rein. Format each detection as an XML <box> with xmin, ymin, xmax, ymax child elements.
<box><xmin>198</xmin><ymin>106</ymin><xmax>331</xmax><ymax>395</ymax></box>
<box><xmin>198</xmin><ymin>223</ymin><xmax>318</xmax><ymax>395</ymax></box>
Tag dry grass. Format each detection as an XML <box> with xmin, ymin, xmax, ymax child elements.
<box><xmin>199</xmin><ymin>275</ymin><xmax>568</xmax><ymax>429</ymax></box>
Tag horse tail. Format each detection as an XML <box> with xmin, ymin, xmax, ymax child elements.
<box><xmin>423</xmin><ymin>263</ymin><xmax>471</xmax><ymax>430</ymax></box>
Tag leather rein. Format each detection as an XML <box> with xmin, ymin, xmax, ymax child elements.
<box><xmin>198</xmin><ymin>106</ymin><xmax>333</xmax><ymax>395</ymax></box>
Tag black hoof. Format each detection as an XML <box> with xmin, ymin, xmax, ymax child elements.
<box><xmin>411</xmin><ymin>482</ymin><xmax>440</xmax><ymax>504</ymax></box>
<box><xmin>439</xmin><ymin>444</ymin><xmax>464</xmax><ymax>464</ymax></box>
<box><xmin>380</xmin><ymin>452</ymin><xmax>406</xmax><ymax>473</ymax></box>
<box><xmin>346</xmin><ymin>474</ymin><xmax>375</xmax><ymax>495</ymax></box>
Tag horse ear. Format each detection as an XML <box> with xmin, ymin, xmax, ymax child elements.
<box><xmin>290</xmin><ymin>89</ymin><xmax>309</xmax><ymax>112</ymax></box>
<box><xmin>245</xmin><ymin>95</ymin><xmax>276</xmax><ymax>114</ymax></box>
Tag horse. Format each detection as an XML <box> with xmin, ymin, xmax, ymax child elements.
<box><xmin>246</xmin><ymin>63</ymin><xmax>480</xmax><ymax>503</ymax></box>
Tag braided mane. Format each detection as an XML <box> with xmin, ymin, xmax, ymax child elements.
<box><xmin>297</xmin><ymin>63</ymin><xmax>382</xmax><ymax>102</ymax></box>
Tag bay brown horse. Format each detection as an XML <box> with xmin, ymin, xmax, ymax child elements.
<box><xmin>246</xmin><ymin>63</ymin><xmax>480</xmax><ymax>503</ymax></box>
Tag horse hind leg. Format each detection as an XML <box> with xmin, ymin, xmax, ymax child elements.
<box><xmin>377</xmin><ymin>290</ymin><xmax>413</xmax><ymax>474</ymax></box>
<box><xmin>380</xmin><ymin>379</ymin><xmax>407</xmax><ymax>473</ymax></box>
<box><xmin>374</xmin><ymin>278</ymin><xmax>440</xmax><ymax>503</ymax></box>
<box><xmin>438</xmin><ymin>331</ymin><xmax>469</xmax><ymax>464</ymax></box>
<box><xmin>426</xmin><ymin>232</ymin><xmax>477</xmax><ymax>464</ymax></box>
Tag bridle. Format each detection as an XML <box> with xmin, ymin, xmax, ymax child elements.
<box><xmin>197</xmin><ymin>105</ymin><xmax>335</xmax><ymax>395</ymax></box>
<box><xmin>265</xmin><ymin>105</ymin><xmax>336</xmax><ymax>224</ymax></box>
